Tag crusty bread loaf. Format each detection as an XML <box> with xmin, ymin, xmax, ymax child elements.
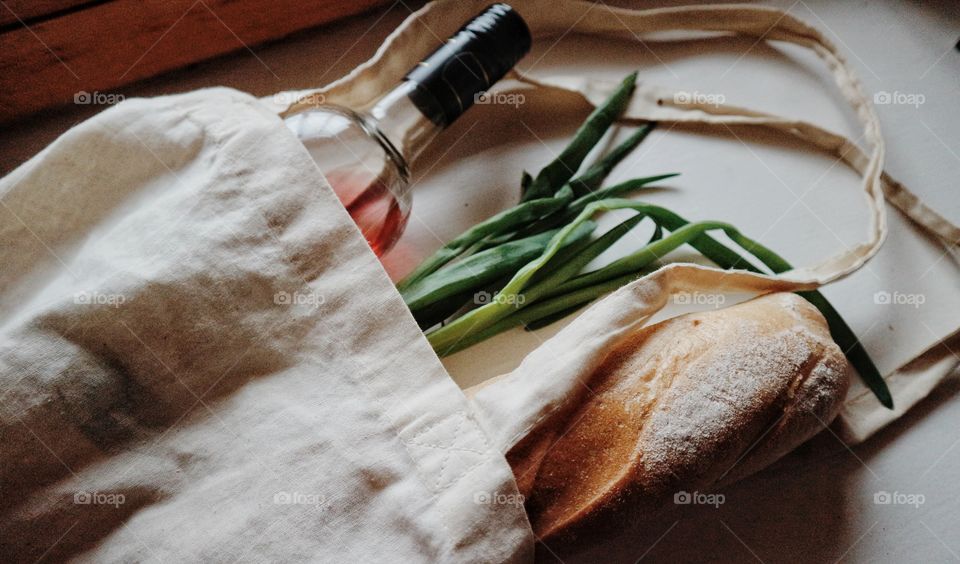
<box><xmin>506</xmin><ymin>292</ymin><xmax>850</xmax><ymax>554</ymax></box>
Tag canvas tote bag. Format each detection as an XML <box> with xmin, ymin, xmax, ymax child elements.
<box><xmin>0</xmin><ymin>89</ymin><xmax>530</xmax><ymax>561</ymax></box>
<box><xmin>1</xmin><ymin>1</ymin><xmax>958</xmax><ymax>562</ymax></box>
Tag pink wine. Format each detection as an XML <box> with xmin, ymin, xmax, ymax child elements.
<box><xmin>283</xmin><ymin>3</ymin><xmax>530</xmax><ymax>256</ymax></box>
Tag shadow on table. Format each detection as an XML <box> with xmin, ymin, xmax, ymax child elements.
<box><xmin>539</xmin><ymin>376</ymin><xmax>960</xmax><ymax>564</ymax></box>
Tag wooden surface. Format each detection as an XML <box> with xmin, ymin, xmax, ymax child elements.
<box><xmin>0</xmin><ymin>0</ymin><xmax>389</xmax><ymax>122</ymax></box>
<box><xmin>0</xmin><ymin>0</ymin><xmax>98</xmax><ymax>27</ymax></box>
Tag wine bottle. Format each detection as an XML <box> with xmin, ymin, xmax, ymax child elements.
<box><xmin>284</xmin><ymin>3</ymin><xmax>531</xmax><ymax>256</ymax></box>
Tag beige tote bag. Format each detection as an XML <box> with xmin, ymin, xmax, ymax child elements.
<box><xmin>0</xmin><ymin>88</ymin><xmax>530</xmax><ymax>561</ymax></box>
<box><xmin>1</xmin><ymin>1</ymin><xmax>957</xmax><ymax>562</ymax></box>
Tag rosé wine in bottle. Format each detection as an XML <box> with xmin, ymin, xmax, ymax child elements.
<box><xmin>284</xmin><ymin>3</ymin><xmax>531</xmax><ymax>256</ymax></box>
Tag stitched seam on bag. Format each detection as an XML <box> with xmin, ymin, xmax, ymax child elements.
<box><xmin>404</xmin><ymin>413</ymin><xmax>458</xmax><ymax>442</ymax></box>
<box><xmin>405</xmin><ymin>412</ymin><xmax>485</xmax><ymax>445</ymax></box>
<box><xmin>439</xmin><ymin>456</ymin><xmax>490</xmax><ymax>492</ymax></box>
<box><xmin>402</xmin><ymin>443</ymin><xmax>487</xmax><ymax>455</ymax></box>
<box><xmin>405</xmin><ymin>411</ymin><xmax>461</xmax><ymax>491</ymax></box>
<box><xmin>405</xmin><ymin>412</ymin><xmax>489</xmax><ymax>457</ymax></box>
<box><xmin>337</xmin><ymin>356</ymin><xmax>485</xmax><ymax>560</ymax></box>
<box><xmin>339</xmin><ymin>350</ymin><xmax>493</xmax><ymax>495</ymax></box>
<box><xmin>435</xmin><ymin>413</ymin><xmax>463</xmax><ymax>490</ymax></box>
<box><xmin>400</xmin><ymin>410</ymin><xmax>493</xmax><ymax>491</ymax></box>
<box><xmin>407</xmin><ymin>411</ymin><xmax>491</xmax><ymax>450</ymax></box>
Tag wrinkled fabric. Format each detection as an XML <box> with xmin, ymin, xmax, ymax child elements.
<box><xmin>0</xmin><ymin>88</ymin><xmax>530</xmax><ymax>562</ymax></box>
<box><xmin>2</xmin><ymin>0</ymin><xmax>959</xmax><ymax>562</ymax></box>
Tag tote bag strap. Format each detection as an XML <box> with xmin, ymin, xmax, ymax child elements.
<box><xmin>281</xmin><ymin>0</ymin><xmax>959</xmax><ymax>288</ymax></box>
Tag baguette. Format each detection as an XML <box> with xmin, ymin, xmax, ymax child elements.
<box><xmin>506</xmin><ymin>292</ymin><xmax>850</xmax><ymax>554</ymax></box>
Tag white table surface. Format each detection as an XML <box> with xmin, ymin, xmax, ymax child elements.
<box><xmin>3</xmin><ymin>1</ymin><xmax>958</xmax><ymax>562</ymax></box>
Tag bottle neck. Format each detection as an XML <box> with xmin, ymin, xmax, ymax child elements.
<box><xmin>364</xmin><ymin>81</ymin><xmax>443</xmax><ymax>165</ymax></box>
<box><xmin>361</xmin><ymin>3</ymin><xmax>531</xmax><ymax>166</ymax></box>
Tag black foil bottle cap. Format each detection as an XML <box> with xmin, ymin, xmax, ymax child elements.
<box><xmin>404</xmin><ymin>3</ymin><xmax>532</xmax><ymax>127</ymax></box>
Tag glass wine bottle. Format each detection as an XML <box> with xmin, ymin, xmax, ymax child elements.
<box><xmin>284</xmin><ymin>3</ymin><xmax>531</xmax><ymax>256</ymax></box>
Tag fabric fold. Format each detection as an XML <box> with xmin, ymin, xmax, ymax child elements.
<box><xmin>0</xmin><ymin>87</ymin><xmax>531</xmax><ymax>562</ymax></box>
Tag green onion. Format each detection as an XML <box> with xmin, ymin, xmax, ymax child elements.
<box><xmin>402</xmin><ymin>221</ymin><xmax>595</xmax><ymax>324</ymax></box>
<box><xmin>422</xmin><ymin>198</ymin><xmax>893</xmax><ymax>409</ymax></box>
<box><xmin>521</xmin><ymin>72</ymin><xmax>639</xmax><ymax>202</ymax></box>
<box><xmin>568</xmin><ymin>122</ymin><xmax>657</xmax><ymax>198</ymax></box>
<box><xmin>395</xmin><ymin>70</ymin><xmax>890</xmax><ymax>408</ymax></box>
<box><xmin>440</xmin><ymin>271</ymin><xmax>644</xmax><ymax>354</ymax></box>
<box><xmin>396</xmin><ymin>186</ymin><xmax>574</xmax><ymax>291</ymax></box>
<box><xmin>513</xmin><ymin>173</ymin><xmax>678</xmax><ymax>240</ymax></box>
<box><xmin>426</xmin><ymin>200</ymin><xmax>738</xmax><ymax>353</ymax></box>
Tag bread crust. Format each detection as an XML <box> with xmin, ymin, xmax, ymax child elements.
<box><xmin>509</xmin><ymin>292</ymin><xmax>850</xmax><ymax>554</ymax></box>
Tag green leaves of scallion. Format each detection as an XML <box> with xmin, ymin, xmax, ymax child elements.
<box><xmin>396</xmin><ymin>71</ymin><xmax>892</xmax><ymax>409</ymax></box>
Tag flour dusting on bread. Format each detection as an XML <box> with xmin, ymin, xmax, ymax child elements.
<box><xmin>513</xmin><ymin>292</ymin><xmax>851</xmax><ymax>548</ymax></box>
